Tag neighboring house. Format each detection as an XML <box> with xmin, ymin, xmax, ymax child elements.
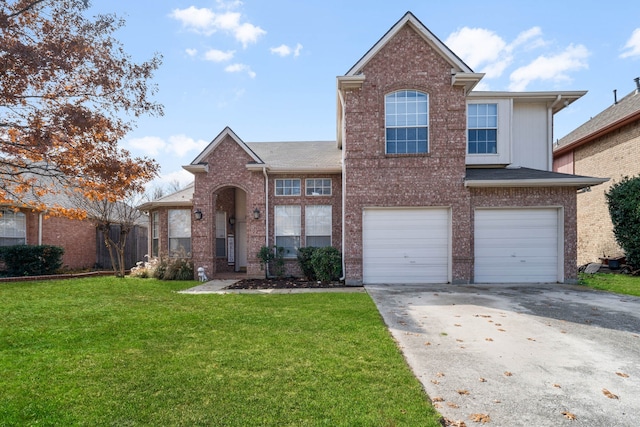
<box><xmin>553</xmin><ymin>79</ymin><xmax>640</xmax><ymax>266</ymax></box>
<box><xmin>141</xmin><ymin>12</ymin><xmax>605</xmax><ymax>284</ymax></box>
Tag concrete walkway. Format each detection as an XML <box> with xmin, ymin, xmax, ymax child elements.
<box><xmin>365</xmin><ymin>283</ymin><xmax>640</xmax><ymax>426</ymax></box>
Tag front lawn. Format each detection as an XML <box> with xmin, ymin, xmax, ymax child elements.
<box><xmin>579</xmin><ymin>272</ymin><xmax>640</xmax><ymax>297</ymax></box>
<box><xmin>0</xmin><ymin>277</ymin><xmax>440</xmax><ymax>426</ymax></box>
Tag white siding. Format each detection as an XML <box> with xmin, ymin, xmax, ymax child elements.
<box><xmin>511</xmin><ymin>102</ymin><xmax>550</xmax><ymax>170</ymax></box>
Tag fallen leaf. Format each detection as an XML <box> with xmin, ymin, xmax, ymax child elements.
<box><xmin>479</xmin><ymin>377</ymin><xmax>487</xmax><ymax>382</ymax></box>
<box><xmin>602</xmin><ymin>388</ymin><xmax>619</xmax><ymax>399</ymax></box>
<box><xmin>456</xmin><ymin>339</ymin><xmax>464</xmax><ymax>342</ymax></box>
<box><xmin>437</xmin><ymin>372</ymin><xmax>445</xmax><ymax>377</ymax></box>
<box><xmin>457</xmin><ymin>389</ymin><xmax>470</xmax><ymax>395</ymax></box>
<box><xmin>454</xmin><ymin>324</ymin><xmax>462</xmax><ymax>327</ymax></box>
<box><xmin>469</xmin><ymin>413</ymin><xmax>491</xmax><ymax>423</ymax></box>
<box><xmin>493</xmin><ymin>399</ymin><xmax>501</xmax><ymax>403</ymax></box>
<box><xmin>527</xmin><ymin>337</ymin><xmax>536</xmax><ymax>341</ymax></box>
<box><xmin>431</xmin><ymin>379</ymin><xmax>440</xmax><ymax>385</ymax></box>
<box><xmin>562</xmin><ymin>411</ymin><xmax>576</xmax><ymax>420</ymax></box>
<box><xmin>560</xmin><ymin>330</ymin><xmax>567</xmax><ymax>334</ymax></box>
<box><xmin>553</xmin><ymin>384</ymin><xmax>561</xmax><ymax>388</ymax></box>
<box><xmin>504</xmin><ymin>371</ymin><xmax>513</xmax><ymax>377</ymax></box>
<box><xmin>498</xmin><ymin>328</ymin><xmax>506</xmax><ymax>332</ymax></box>
<box><xmin>425</xmin><ymin>341</ymin><xmax>432</xmax><ymax>346</ymax></box>
<box><xmin>485</xmin><ymin>338</ymin><xmax>493</xmax><ymax>342</ymax></box>
<box><xmin>459</xmin><ymin>345</ymin><xmax>466</xmax><ymax>349</ymax></box>
<box><xmin>432</xmin><ymin>396</ymin><xmax>445</xmax><ymax>402</ymax></box>
<box><xmin>495</xmin><ymin>323</ymin><xmax>502</xmax><ymax>326</ymax></box>
<box><xmin>444</xmin><ymin>418</ymin><xmax>467</xmax><ymax>427</ymax></box>
<box><xmin>434</xmin><ymin>402</ymin><xmax>442</xmax><ymax>409</ymax></box>
<box><xmin>616</xmin><ymin>372</ymin><xmax>629</xmax><ymax>378</ymax></box>
<box><xmin>447</xmin><ymin>402</ymin><xmax>459</xmax><ymax>408</ymax></box>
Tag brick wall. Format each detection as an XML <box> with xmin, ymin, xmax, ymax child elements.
<box><xmin>342</xmin><ymin>24</ymin><xmax>472</xmax><ymax>284</ymax></box>
<box><xmin>25</xmin><ymin>212</ymin><xmax>97</xmax><ymax>270</ymax></box>
<box><xmin>573</xmin><ymin>120</ymin><xmax>640</xmax><ymax>265</ymax></box>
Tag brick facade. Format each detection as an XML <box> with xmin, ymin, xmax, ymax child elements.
<box><xmin>24</xmin><ymin>211</ymin><xmax>97</xmax><ymax>270</ymax></box>
<box><xmin>573</xmin><ymin>120</ymin><xmax>640</xmax><ymax>265</ymax></box>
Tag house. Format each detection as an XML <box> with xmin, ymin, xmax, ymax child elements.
<box><xmin>553</xmin><ymin>79</ymin><xmax>640</xmax><ymax>266</ymax></box>
<box><xmin>142</xmin><ymin>12</ymin><xmax>606</xmax><ymax>284</ymax></box>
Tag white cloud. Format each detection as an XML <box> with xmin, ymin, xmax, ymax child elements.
<box><xmin>151</xmin><ymin>169</ymin><xmax>194</xmax><ymax>191</ymax></box>
<box><xmin>166</xmin><ymin>135</ymin><xmax>209</xmax><ymax>158</ymax></box>
<box><xmin>204</xmin><ymin>49</ymin><xmax>235</xmax><ymax>62</ymax></box>
<box><xmin>170</xmin><ymin>6</ymin><xmax>265</xmax><ymax>48</ymax></box>
<box><xmin>185</xmin><ymin>48</ymin><xmax>198</xmax><ymax>57</ymax></box>
<box><xmin>127</xmin><ymin>136</ymin><xmax>166</xmax><ymax>156</ymax></box>
<box><xmin>620</xmin><ymin>28</ymin><xmax>640</xmax><ymax>59</ymax></box>
<box><xmin>225</xmin><ymin>63</ymin><xmax>256</xmax><ymax>78</ymax></box>
<box><xmin>270</xmin><ymin>43</ymin><xmax>303</xmax><ymax>57</ymax></box>
<box><xmin>509</xmin><ymin>44</ymin><xmax>589</xmax><ymax>91</ymax></box>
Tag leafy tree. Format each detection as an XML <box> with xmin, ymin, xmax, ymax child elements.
<box><xmin>605</xmin><ymin>176</ymin><xmax>640</xmax><ymax>268</ymax></box>
<box><xmin>1</xmin><ymin>0</ymin><xmax>162</xmax><ymax>217</ymax></box>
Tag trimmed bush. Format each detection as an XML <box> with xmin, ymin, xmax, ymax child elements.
<box><xmin>310</xmin><ymin>246</ymin><xmax>342</xmax><ymax>282</ymax></box>
<box><xmin>152</xmin><ymin>256</ymin><xmax>194</xmax><ymax>280</ymax></box>
<box><xmin>297</xmin><ymin>247</ymin><xmax>318</xmax><ymax>280</ymax></box>
<box><xmin>0</xmin><ymin>245</ymin><xmax>64</xmax><ymax>276</ymax></box>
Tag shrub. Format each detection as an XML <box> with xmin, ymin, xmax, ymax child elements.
<box><xmin>297</xmin><ymin>247</ymin><xmax>318</xmax><ymax>280</ymax></box>
<box><xmin>606</xmin><ymin>175</ymin><xmax>640</xmax><ymax>268</ymax></box>
<box><xmin>0</xmin><ymin>245</ymin><xmax>64</xmax><ymax>276</ymax></box>
<box><xmin>151</xmin><ymin>256</ymin><xmax>194</xmax><ymax>281</ymax></box>
<box><xmin>310</xmin><ymin>246</ymin><xmax>342</xmax><ymax>282</ymax></box>
<box><xmin>130</xmin><ymin>256</ymin><xmax>160</xmax><ymax>278</ymax></box>
<box><xmin>257</xmin><ymin>246</ymin><xmax>285</xmax><ymax>278</ymax></box>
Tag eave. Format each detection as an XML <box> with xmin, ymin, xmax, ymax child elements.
<box><xmin>465</xmin><ymin>177</ymin><xmax>608</xmax><ymax>188</ymax></box>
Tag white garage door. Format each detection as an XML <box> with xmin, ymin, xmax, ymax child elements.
<box><xmin>363</xmin><ymin>208</ymin><xmax>450</xmax><ymax>284</ymax></box>
<box><xmin>474</xmin><ymin>209</ymin><xmax>560</xmax><ymax>283</ymax></box>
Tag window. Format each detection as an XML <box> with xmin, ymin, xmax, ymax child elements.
<box><xmin>306</xmin><ymin>206</ymin><xmax>331</xmax><ymax>247</ymax></box>
<box><xmin>275</xmin><ymin>205</ymin><xmax>300</xmax><ymax>258</ymax></box>
<box><xmin>215</xmin><ymin>211</ymin><xmax>226</xmax><ymax>257</ymax></box>
<box><xmin>468</xmin><ymin>103</ymin><xmax>497</xmax><ymax>154</ymax></box>
<box><xmin>151</xmin><ymin>212</ymin><xmax>159</xmax><ymax>257</ymax></box>
<box><xmin>0</xmin><ymin>210</ymin><xmax>26</xmax><ymax>246</ymax></box>
<box><xmin>168</xmin><ymin>209</ymin><xmax>191</xmax><ymax>256</ymax></box>
<box><xmin>306</xmin><ymin>179</ymin><xmax>331</xmax><ymax>196</ymax></box>
<box><xmin>385</xmin><ymin>90</ymin><xmax>428</xmax><ymax>154</ymax></box>
<box><xmin>275</xmin><ymin>179</ymin><xmax>301</xmax><ymax>196</ymax></box>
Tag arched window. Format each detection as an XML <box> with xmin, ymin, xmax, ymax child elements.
<box><xmin>385</xmin><ymin>90</ymin><xmax>428</xmax><ymax>154</ymax></box>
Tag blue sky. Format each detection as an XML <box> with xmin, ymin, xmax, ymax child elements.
<box><xmin>90</xmin><ymin>0</ymin><xmax>640</xmax><ymax>189</ymax></box>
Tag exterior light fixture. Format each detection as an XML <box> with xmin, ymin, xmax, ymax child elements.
<box><xmin>229</xmin><ymin>216</ymin><xmax>236</xmax><ymax>225</ymax></box>
<box><xmin>194</xmin><ymin>209</ymin><xmax>203</xmax><ymax>221</ymax></box>
<box><xmin>253</xmin><ymin>208</ymin><xmax>261</xmax><ymax>219</ymax></box>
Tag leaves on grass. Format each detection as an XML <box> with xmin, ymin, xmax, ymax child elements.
<box><xmin>562</xmin><ymin>411</ymin><xmax>576</xmax><ymax>420</ymax></box>
<box><xmin>616</xmin><ymin>372</ymin><xmax>629</xmax><ymax>378</ymax></box>
<box><xmin>469</xmin><ymin>413</ymin><xmax>491</xmax><ymax>423</ymax></box>
<box><xmin>602</xmin><ymin>388</ymin><xmax>619</xmax><ymax>399</ymax></box>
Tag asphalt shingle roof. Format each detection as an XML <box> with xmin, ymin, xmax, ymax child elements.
<box><xmin>246</xmin><ymin>141</ymin><xmax>341</xmax><ymax>171</ymax></box>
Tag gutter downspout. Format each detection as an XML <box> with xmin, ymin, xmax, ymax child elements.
<box><xmin>262</xmin><ymin>166</ymin><xmax>269</xmax><ymax>276</ymax></box>
<box><xmin>338</xmin><ymin>88</ymin><xmax>347</xmax><ymax>282</ymax></box>
<box><xmin>38</xmin><ymin>212</ymin><xmax>43</xmax><ymax>245</ymax></box>
<box><xmin>548</xmin><ymin>95</ymin><xmax>562</xmax><ymax>170</ymax></box>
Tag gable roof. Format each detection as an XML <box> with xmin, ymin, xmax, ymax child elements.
<box><xmin>465</xmin><ymin>167</ymin><xmax>607</xmax><ymax>189</ymax></box>
<box><xmin>346</xmin><ymin>11</ymin><xmax>474</xmax><ymax>76</ymax></box>
<box><xmin>554</xmin><ymin>89</ymin><xmax>640</xmax><ymax>156</ymax></box>
<box><xmin>184</xmin><ymin>127</ymin><xmax>262</xmax><ymax>173</ymax></box>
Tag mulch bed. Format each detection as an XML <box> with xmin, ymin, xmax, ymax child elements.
<box><xmin>225</xmin><ymin>278</ymin><xmax>345</xmax><ymax>289</ymax></box>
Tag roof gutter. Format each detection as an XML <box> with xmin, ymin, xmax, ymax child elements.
<box><xmin>262</xmin><ymin>166</ymin><xmax>270</xmax><ymax>276</ymax></box>
<box><xmin>554</xmin><ymin>111</ymin><xmax>640</xmax><ymax>156</ymax></box>
<box><xmin>465</xmin><ymin>177</ymin><xmax>608</xmax><ymax>189</ymax></box>
<box><xmin>338</xmin><ymin>89</ymin><xmax>347</xmax><ymax>282</ymax></box>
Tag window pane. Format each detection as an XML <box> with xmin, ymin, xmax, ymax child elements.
<box><xmin>385</xmin><ymin>90</ymin><xmax>428</xmax><ymax>154</ymax></box>
<box><xmin>306</xmin><ymin>236</ymin><xmax>331</xmax><ymax>248</ymax></box>
<box><xmin>216</xmin><ymin>238</ymin><xmax>226</xmax><ymax>257</ymax></box>
<box><xmin>275</xmin><ymin>179</ymin><xmax>301</xmax><ymax>196</ymax></box>
<box><xmin>275</xmin><ymin>236</ymin><xmax>300</xmax><ymax>258</ymax></box>
<box><xmin>306</xmin><ymin>205</ymin><xmax>331</xmax><ymax>236</ymax></box>
<box><xmin>467</xmin><ymin>103</ymin><xmax>498</xmax><ymax>154</ymax></box>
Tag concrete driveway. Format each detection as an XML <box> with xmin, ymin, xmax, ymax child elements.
<box><xmin>366</xmin><ymin>283</ymin><xmax>640</xmax><ymax>426</ymax></box>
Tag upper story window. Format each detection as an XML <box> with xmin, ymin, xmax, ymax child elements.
<box><xmin>306</xmin><ymin>179</ymin><xmax>331</xmax><ymax>196</ymax></box>
<box><xmin>385</xmin><ymin>90</ymin><xmax>428</xmax><ymax>154</ymax></box>
<box><xmin>468</xmin><ymin>103</ymin><xmax>497</xmax><ymax>154</ymax></box>
<box><xmin>275</xmin><ymin>179</ymin><xmax>301</xmax><ymax>196</ymax></box>
<box><xmin>0</xmin><ymin>210</ymin><xmax>26</xmax><ymax>246</ymax></box>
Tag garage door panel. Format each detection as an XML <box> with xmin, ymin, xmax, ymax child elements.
<box><xmin>475</xmin><ymin>209</ymin><xmax>560</xmax><ymax>283</ymax></box>
<box><xmin>363</xmin><ymin>209</ymin><xmax>449</xmax><ymax>284</ymax></box>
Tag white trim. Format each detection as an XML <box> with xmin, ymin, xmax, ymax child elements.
<box><xmin>465</xmin><ymin>177</ymin><xmax>608</xmax><ymax>188</ymax></box>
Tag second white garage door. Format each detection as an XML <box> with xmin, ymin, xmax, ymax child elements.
<box><xmin>363</xmin><ymin>208</ymin><xmax>450</xmax><ymax>284</ymax></box>
<box><xmin>474</xmin><ymin>208</ymin><xmax>561</xmax><ymax>283</ymax></box>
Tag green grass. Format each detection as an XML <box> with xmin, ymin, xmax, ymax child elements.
<box><xmin>579</xmin><ymin>273</ymin><xmax>640</xmax><ymax>297</ymax></box>
<box><xmin>0</xmin><ymin>277</ymin><xmax>441</xmax><ymax>426</ymax></box>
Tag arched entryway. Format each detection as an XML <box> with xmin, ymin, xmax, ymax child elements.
<box><xmin>213</xmin><ymin>186</ymin><xmax>248</xmax><ymax>274</ymax></box>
